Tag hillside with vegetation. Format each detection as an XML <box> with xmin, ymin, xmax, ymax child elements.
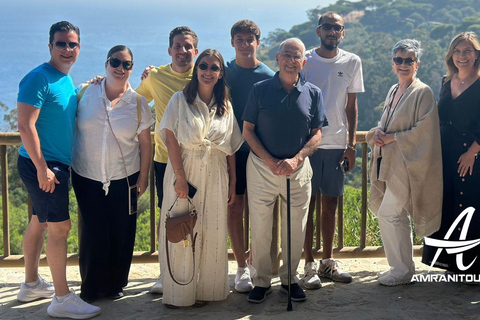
<box><xmin>259</xmin><ymin>0</ymin><xmax>480</xmax><ymax>132</ymax></box>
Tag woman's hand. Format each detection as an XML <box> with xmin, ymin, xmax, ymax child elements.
<box><xmin>374</xmin><ymin>128</ymin><xmax>386</xmax><ymax>147</ymax></box>
<box><xmin>136</xmin><ymin>175</ymin><xmax>148</xmax><ymax>198</ymax></box>
<box><xmin>374</xmin><ymin>129</ymin><xmax>396</xmax><ymax>147</ymax></box>
<box><xmin>458</xmin><ymin>150</ymin><xmax>477</xmax><ymax>177</ymax></box>
<box><xmin>174</xmin><ymin>175</ymin><xmax>189</xmax><ymax>199</ymax></box>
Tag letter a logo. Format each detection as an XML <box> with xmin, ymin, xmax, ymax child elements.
<box><xmin>424</xmin><ymin>207</ymin><xmax>480</xmax><ymax>271</ymax></box>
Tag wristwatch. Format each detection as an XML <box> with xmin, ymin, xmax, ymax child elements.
<box><xmin>347</xmin><ymin>144</ymin><xmax>356</xmax><ymax>151</ymax></box>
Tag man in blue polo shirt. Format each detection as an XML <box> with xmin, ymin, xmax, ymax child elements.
<box><xmin>242</xmin><ymin>38</ymin><xmax>327</xmax><ymax>304</ymax></box>
<box><xmin>16</xmin><ymin>21</ymin><xmax>100</xmax><ymax>319</ymax></box>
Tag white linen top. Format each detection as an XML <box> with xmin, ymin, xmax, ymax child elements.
<box><xmin>72</xmin><ymin>81</ymin><xmax>154</xmax><ymax>194</ymax></box>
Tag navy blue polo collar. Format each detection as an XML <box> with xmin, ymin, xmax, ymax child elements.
<box><xmin>272</xmin><ymin>71</ymin><xmax>306</xmax><ymax>92</ymax></box>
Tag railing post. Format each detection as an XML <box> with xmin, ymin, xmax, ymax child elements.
<box><xmin>361</xmin><ymin>143</ymin><xmax>368</xmax><ymax>248</ymax></box>
<box><xmin>1</xmin><ymin>145</ymin><xmax>10</xmax><ymax>257</ymax></box>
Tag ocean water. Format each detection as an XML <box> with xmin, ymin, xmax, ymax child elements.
<box><xmin>0</xmin><ymin>0</ymin><xmax>334</xmax><ymax>128</ymax></box>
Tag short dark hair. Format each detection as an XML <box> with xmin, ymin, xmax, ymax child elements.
<box><xmin>230</xmin><ymin>20</ymin><xmax>261</xmax><ymax>40</ymax></box>
<box><xmin>183</xmin><ymin>49</ymin><xmax>230</xmax><ymax>117</ymax></box>
<box><xmin>49</xmin><ymin>21</ymin><xmax>80</xmax><ymax>44</ymax></box>
<box><xmin>106</xmin><ymin>45</ymin><xmax>133</xmax><ymax>60</ymax></box>
<box><xmin>318</xmin><ymin>11</ymin><xmax>342</xmax><ymax>26</ymax></box>
<box><xmin>169</xmin><ymin>26</ymin><xmax>198</xmax><ymax>48</ymax></box>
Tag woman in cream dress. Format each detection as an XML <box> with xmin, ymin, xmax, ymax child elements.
<box><xmin>158</xmin><ymin>49</ymin><xmax>243</xmax><ymax>307</ymax></box>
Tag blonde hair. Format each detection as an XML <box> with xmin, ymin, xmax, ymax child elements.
<box><xmin>445</xmin><ymin>31</ymin><xmax>480</xmax><ymax>82</ymax></box>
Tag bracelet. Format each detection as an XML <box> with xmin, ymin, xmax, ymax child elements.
<box><xmin>347</xmin><ymin>144</ymin><xmax>356</xmax><ymax>151</ymax></box>
<box><xmin>173</xmin><ymin>167</ymin><xmax>183</xmax><ymax>174</ymax></box>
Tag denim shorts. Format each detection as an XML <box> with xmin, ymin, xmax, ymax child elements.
<box><xmin>17</xmin><ymin>155</ymin><xmax>70</xmax><ymax>222</ymax></box>
<box><xmin>309</xmin><ymin>148</ymin><xmax>345</xmax><ymax>197</ymax></box>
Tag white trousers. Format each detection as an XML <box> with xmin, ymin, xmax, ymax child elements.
<box><xmin>377</xmin><ymin>188</ymin><xmax>415</xmax><ymax>279</ymax></box>
<box><xmin>247</xmin><ymin>152</ymin><xmax>312</xmax><ymax>287</ymax></box>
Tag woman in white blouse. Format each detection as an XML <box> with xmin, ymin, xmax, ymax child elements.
<box><xmin>158</xmin><ymin>49</ymin><xmax>243</xmax><ymax>308</ymax></box>
<box><xmin>71</xmin><ymin>45</ymin><xmax>153</xmax><ymax>302</ymax></box>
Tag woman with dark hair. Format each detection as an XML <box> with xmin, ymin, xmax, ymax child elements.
<box><xmin>422</xmin><ymin>32</ymin><xmax>480</xmax><ymax>277</ymax></box>
<box><xmin>158</xmin><ymin>49</ymin><xmax>243</xmax><ymax>307</ymax></box>
<box><xmin>72</xmin><ymin>45</ymin><xmax>153</xmax><ymax>301</ymax></box>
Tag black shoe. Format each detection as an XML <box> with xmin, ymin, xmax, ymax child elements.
<box><xmin>247</xmin><ymin>286</ymin><xmax>272</xmax><ymax>303</ymax></box>
<box><xmin>280</xmin><ymin>283</ymin><xmax>306</xmax><ymax>302</ymax></box>
<box><xmin>107</xmin><ymin>289</ymin><xmax>124</xmax><ymax>300</ymax></box>
<box><xmin>79</xmin><ymin>292</ymin><xmax>96</xmax><ymax>303</ymax></box>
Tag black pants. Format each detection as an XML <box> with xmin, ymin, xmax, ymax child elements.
<box><xmin>72</xmin><ymin>170</ymin><xmax>139</xmax><ymax>300</ymax></box>
<box><xmin>154</xmin><ymin>161</ymin><xmax>167</xmax><ymax>208</ymax></box>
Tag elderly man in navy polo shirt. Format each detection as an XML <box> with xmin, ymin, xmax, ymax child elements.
<box><xmin>242</xmin><ymin>37</ymin><xmax>327</xmax><ymax>304</ymax></box>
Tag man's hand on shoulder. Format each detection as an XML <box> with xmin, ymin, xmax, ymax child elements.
<box><xmin>86</xmin><ymin>76</ymin><xmax>104</xmax><ymax>85</ymax></box>
<box><xmin>140</xmin><ymin>66</ymin><xmax>155</xmax><ymax>81</ymax></box>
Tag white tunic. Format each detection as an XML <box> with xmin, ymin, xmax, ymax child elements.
<box><xmin>158</xmin><ymin>91</ymin><xmax>243</xmax><ymax>306</ymax></box>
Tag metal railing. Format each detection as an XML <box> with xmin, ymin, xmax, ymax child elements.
<box><xmin>0</xmin><ymin>131</ymin><xmax>421</xmax><ymax>268</ymax></box>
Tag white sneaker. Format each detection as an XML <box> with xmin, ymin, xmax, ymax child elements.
<box><xmin>17</xmin><ymin>276</ymin><xmax>55</xmax><ymax>302</ymax></box>
<box><xmin>47</xmin><ymin>290</ymin><xmax>101</xmax><ymax>319</ymax></box>
<box><xmin>246</xmin><ymin>259</ymin><xmax>257</xmax><ymax>279</ymax></box>
<box><xmin>319</xmin><ymin>258</ymin><xmax>353</xmax><ymax>283</ymax></box>
<box><xmin>235</xmin><ymin>266</ymin><xmax>254</xmax><ymax>293</ymax></box>
<box><xmin>150</xmin><ymin>276</ymin><xmax>163</xmax><ymax>294</ymax></box>
<box><xmin>302</xmin><ymin>261</ymin><xmax>322</xmax><ymax>289</ymax></box>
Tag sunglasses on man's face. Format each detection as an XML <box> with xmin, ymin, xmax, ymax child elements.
<box><xmin>198</xmin><ymin>63</ymin><xmax>221</xmax><ymax>72</ymax></box>
<box><xmin>107</xmin><ymin>57</ymin><xmax>134</xmax><ymax>70</ymax></box>
<box><xmin>53</xmin><ymin>41</ymin><xmax>79</xmax><ymax>50</ymax></box>
<box><xmin>392</xmin><ymin>57</ymin><xmax>416</xmax><ymax>66</ymax></box>
<box><xmin>318</xmin><ymin>23</ymin><xmax>344</xmax><ymax>32</ymax></box>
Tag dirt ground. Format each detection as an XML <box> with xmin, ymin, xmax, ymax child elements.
<box><xmin>1</xmin><ymin>257</ymin><xmax>480</xmax><ymax>320</ymax></box>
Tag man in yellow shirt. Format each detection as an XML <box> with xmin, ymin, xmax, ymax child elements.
<box><xmin>136</xmin><ymin>26</ymin><xmax>199</xmax><ymax>294</ymax></box>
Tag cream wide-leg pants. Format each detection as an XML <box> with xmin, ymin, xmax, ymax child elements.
<box><xmin>247</xmin><ymin>152</ymin><xmax>312</xmax><ymax>288</ymax></box>
<box><xmin>377</xmin><ymin>188</ymin><xmax>415</xmax><ymax>279</ymax></box>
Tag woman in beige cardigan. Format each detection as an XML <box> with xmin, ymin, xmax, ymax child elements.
<box><xmin>367</xmin><ymin>39</ymin><xmax>443</xmax><ymax>286</ymax></box>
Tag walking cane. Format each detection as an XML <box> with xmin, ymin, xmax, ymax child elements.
<box><xmin>286</xmin><ymin>175</ymin><xmax>293</xmax><ymax>311</ymax></box>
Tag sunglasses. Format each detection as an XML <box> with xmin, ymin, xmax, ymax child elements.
<box><xmin>198</xmin><ymin>63</ymin><xmax>221</xmax><ymax>72</ymax></box>
<box><xmin>392</xmin><ymin>57</ymin><xmax>416</xmax><ymax>66</ymax></box>
<box><xmin>107</xmin><ymin>57</ymin><xmax>134</xmax><ymax>70</ymax></box>
<box><xmin>318</xmin><ymin>24</ymin><xmax>344</xmax><ymax>32</ymax></box>
<box><xmin>53</xmin><ymin>41</ymin><xmax>79</xmax><ymax>50</ymax></box>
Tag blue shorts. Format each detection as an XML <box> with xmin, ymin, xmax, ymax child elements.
<box><xmin>17</xmin><ymin>155</ymin><xmax>71</xmax><ymax>223</ymax></box>
<box><xmin>309</xmin><ymin>148</ymin><xmax>345</xmax><ymax>197</ymax></box>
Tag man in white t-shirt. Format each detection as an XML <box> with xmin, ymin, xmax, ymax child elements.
<box><xmin>301</xmin><ymin>11</ymin><xmax>364</xmax><ymax>289</ymax></box>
